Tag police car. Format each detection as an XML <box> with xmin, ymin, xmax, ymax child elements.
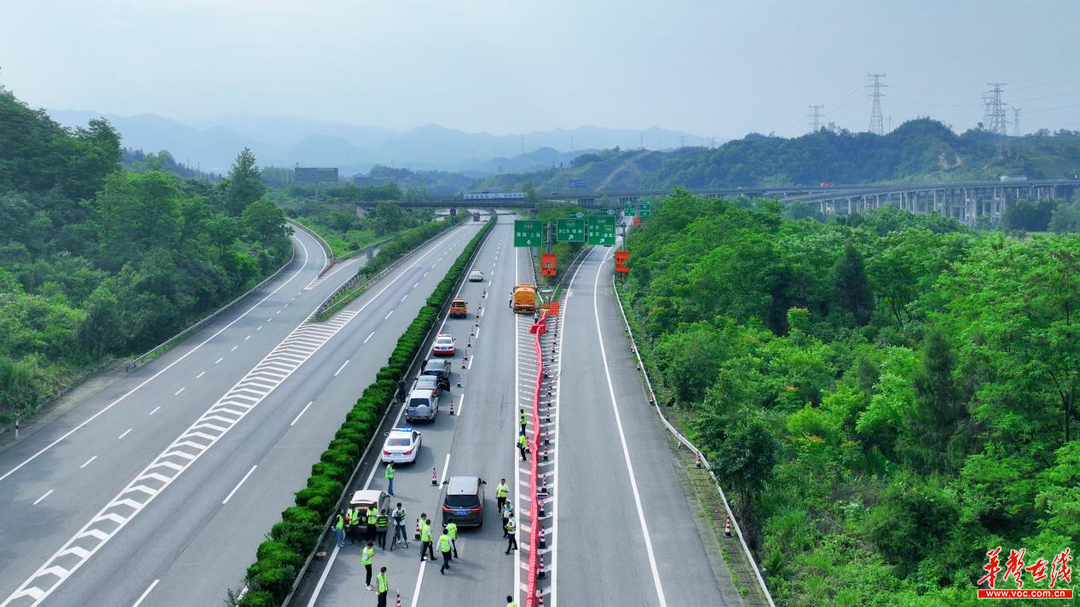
<box><xmin>431</xmin><ymin>333</ymin><xmax>455</xmax><ymax>356</ymax></box>
<box><xmin>382</xmin><ymin>427</ymin><xmax>422</xmax><ymax>464</ymax></box>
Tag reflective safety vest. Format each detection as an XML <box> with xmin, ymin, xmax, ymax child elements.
<box><xmin>367</xmin><ymin>509</ymin><xmax>378</xmax><ymax>525</ymax></box>
<box><xmin>496</xmin><ymin>483</ymin><xmax>509</xmax><ymax>499</ymax></box>
<box><xmin>439</xmin><ymin>533</ymin><xmax>452</xmax><ymax>553</ymax></box>
<box><xmin>421</xmin><ymin>521</ymin><xmax>433</xmax><ymax>542</ymax></box>
<box><xmin>520</xmin><ymin>412</ymin><xmax>527</xmax><ymax>427</ymax></box>
<box><xmin>362</xmin><ymin>546</ymin><xmax>374</xmax><ymax>566</ymax></box>
<box><xmin>446</xmin><ymin>522</ymin><xmax>457</xmax><ymax>540</ymax></box>
<box><xmin>335</xmin><ymin>514</ymin><xmax>344</xmax><ymax>530</ymax></box>
<box><xmin>503</xmin><ymin>504</ymin><xmax>513</xmax><ymax>519</ymax></box>
<box><xmin>385</xmin><ymin>464</ymin><xmax>394</xmax><ymax>479</ymax></box>
<box><xmin>518</xmin><ymin>434</ymin><xmax>527</xmax><ymax>449</ymax></box>
<box><xmin>348</xmin><ymin>507</ymin><xmax>361</xmax><ymax>526</ymax></box>
<box><xmin>376</xmin><ymin>514</ymin><xmax>389</xmax><ymax>530</ymax></box>
<box><xmin>508</xmin><ymin>602</ymin><xmax>517</xmax><ymax>607</ymax></box>
<box><xmin>377</xmin><ymin>572</ymin><xmax>388</xmax><ymax>593</ymax></box>
<box><xmin>392</xmin><ymin>508</ymin><xmax>406</xmax><ymax>524</ymax></box>
<box><xmin>505</xmin><ymin>518</ymin><xmax>516</xmax><ymax>535</ymax></box>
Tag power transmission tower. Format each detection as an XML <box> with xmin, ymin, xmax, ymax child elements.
<box><xmin>983</xmin><ymin>83</ymin><xmax>1008</xmax><ymax>136</ymax></box>
<box><xmin>1012</xmin><ymin>107</ymin><xmax>1022</xmax><ymax>137</ymax></box>
<box><xmin>867</xmin><ymin>73</ymin><xmax>887</xmax><ymax>135</ymax></box>
<box><xmin>808</xmin><ymin>105</ymin><xmax>825</xmax><ymax>133</ymax></box>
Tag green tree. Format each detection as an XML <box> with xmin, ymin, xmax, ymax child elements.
<box><xmin>830</xmin><ymin>240</ymin><xmax>874</xmax><ymax>325</ymax></box>
<box><xmin>1048</xmin><ymin>197</ymin><xmax>1080</xmax><ymax>233</ymax></box>
<box><xmin>904</xmin><ymin>328</ymin><xmax>968</xmax><ymax>472</ymax></box>
<box><xmin>223</xmin><ymin>148</ymin><xmax>267</xmax><ymax>216</ymax></box>
<box><xmin>243</xmin><ymin>199</ymin><xmax>290</xmax><ymax>246</ymax></box>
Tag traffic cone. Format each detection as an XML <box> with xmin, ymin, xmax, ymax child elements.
<box><xmin>432</xmin><ymin>467</ymin><xmax>438</xmax><ymax>486</ymax></box>
<box><xmin>450</xmin><ymin>398</ymin><xmax>455</xmax><ymax>415</ymax></box>
<box><xmin>414</xmin><ymin>519</ymin><xmax>421</xmax><ymax>540</ymax></box>
<box><xmin>543</xmin><ymin>442</ymin><xmax>549</xmax><ymax>461</ymax></box>
<box><xmin>542</xmin><ymin>473</ymin><xmax>548</xmax><ymax>492</ymax></box>
<box><xmin>539</xmin><ymin>524</ymin><xmax>547</xmax><ymax>548</ymax></box>
<box><xmin>396</xmin><ymin>593</ymin><xmax>401</xmax><ymax>607</ymax></box>
<box><xmin>538</xmin><ymin>554</ymin><xmax>547</xmax><ymax>578</ymax></box>
<box><xmin>538</xmin><ymin>491</ymin><xmax>546</xmax><ymax>516</ymax></box>
<box><xmin>462</xmin><ymin>349</ymin><xmax>468</xmax><ymax>360</ymax></box>
<box><xmin>544</xmin><ymin>429</ymin><xmax>549</xmax><ymax>445</ymax></box>
<box><xmin>538</xmin><ymin>592</ymin><xmax>545</xmax><ymax>607</ymax></box>
<box><xmin>725</xmin><ymin>515</ymin><xmax>732</xmax><ymax>538</ymax></box>
<box><xmin>545</xmin><ymin>409</ymin><xmax>550</xmax><ymax>423</ymax></box>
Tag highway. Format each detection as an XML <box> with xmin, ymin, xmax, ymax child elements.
<box><xmin>0</xmin><ymin>220</ymin><xmax>483</xmax><ymax>607</ymax></box>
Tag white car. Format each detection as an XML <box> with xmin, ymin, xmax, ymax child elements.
<box><xmin>468</xmin><ymin>269</ymin><xmax>484</xmax><ymax>282</ymax></box>
<box><xmin>382</xmin><ymin>427</ymin><xmax>422</xmax><ymax>463</ymax></box>
<box><xmin>432</xmin><ymin>333</ymin><xmax>455</xmax><ymax>356</ymax></box>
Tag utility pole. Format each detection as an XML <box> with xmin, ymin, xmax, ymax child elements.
<box><xmin>867</xmin><ymin>73</ymin><xmax>887</xmax><ymax>135</ymax></box>
<box><xmin>807</xmin><ymin>105</ymin><xmax>825</xmax><ymax>133</ymax></box>
<box><xmin>1012</xmin><ymin>107</ymin><xmax>1022</xmax><ymax>137</ymax></box>
<box><xmin>983</xmin><ymin>83</ymin><xmax>1008</xmax><ymax>136</ymax></box>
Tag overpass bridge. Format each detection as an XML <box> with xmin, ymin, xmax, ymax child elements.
<box><xmin>366</xmin><ymin>179</ymin><xmax>1080</xmax><ymax>226</ymax></box>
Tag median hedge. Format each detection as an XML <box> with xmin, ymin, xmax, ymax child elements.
<box><xmin>233</xmin><ymin>217</ymin><xmax>494</xmax><ymax>607</ymax></box>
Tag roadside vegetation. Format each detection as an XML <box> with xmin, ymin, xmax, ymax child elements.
<box><xmin>620</xmin><ymin>189</ymin><xmax>1079</xmax><ymax>606</ymax></box>
<box><xmin>0</xmin><ymin>88</ymin><xmax>291</xmax><ymax>426</ymax></box>
<box><xmin>282</xmin><ymin>197</ymin><xmax>437</xmax><ymax>260</ymax></box>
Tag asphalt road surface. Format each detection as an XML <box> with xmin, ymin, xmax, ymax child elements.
<box><xmin>0</xmin><ymin>220</ymin><xmax>482</xmax><ymax>607</ymax></box>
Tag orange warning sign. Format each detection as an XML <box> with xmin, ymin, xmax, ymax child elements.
<box><xmin>541</xmin><ymin>253</ymin><xmax>557</xmax><ymax>277</ymax></box>
<box><xmin>615</xmin><ymin>251</ymin><xmax>630</xmax><ymax>273</ymax></box>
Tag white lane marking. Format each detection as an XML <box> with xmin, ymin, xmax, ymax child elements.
<box><xmin>488</xmin><ymin>280</ymin><xmax>491</xmax><ymax>286</ymax></box>
<box><xmin>266</xmin><ymin>318</ymin><xmax>272</xmax><ymax>323</ymax></box>
<box><xmin>196</xmin><ymin>371</ymin><xmax>205</xmax><ymax>379</ymax></box>
<box><xmin>245</xmin><ymin>335</ymin><xmax>251</xmax><ymax>341</ymax></box>
<box><xmin>33</xmin><ymin>490</ymin><xmax>53</xmax><ymax>505</ymax></box>
<box><xmin>440</xmin><ymin>453</ymin><xmax>451</xmax><ymax>484</ymax></box>
<box><xmin>456</xmin><ymin>393</ymin><xmax>466</xmax><ymax>416</ymax></box>
<box><xmin>590</xmin><ymin>252</ymin><xmax>668</xmax><ymax>607</ymax></box>
<box><xmin>414</xmin><ymin>281</ymin><xmax>420</xmax><ymax>289</ymax></box>
<box><xmin>174</xmin><ymin>388</ymin><xmax>185</xmax><ymax>396</ymax></box>
<box><xmin>231</xmin><ymin>345</ymin><xmax>238</xmax><ymax>352</ymax></box>
<box><xmin>474</xmin><ymin>326</ymin><xmax>481</xmax><ymax>340</ymax></box>
<box><xmin>284</xmin><ymin>303</ymin><xmax>289</xmax><ymax>308</ymax></box>
<box><xmin>257</xmin><ymin>326</ymin><xmax>263</xmax><ymax>331</ymax></box>
<box><xmin>131</xmin><ymin>579</ymin><xmax>159</xmax><ymax>607</ymax></box>
<box><xmin>409</xmin><ymin>562</ymin><xmax>427</xmax><ymax>607</ymax></box>
<box><xmin>384</xmin><ymin>310</ymin><xmax>394</xmax><ymax>320</ymax></box>
<box><xmin>423</xmin><ymin>272</ymin><xmax>429</xmax><ymax>278</ymax></box>
<box><xmin>276</xmin><ymin>310</ymin><xmax>281</xmax><ymax>315</ymax></box>
<box><xmin>291</xmin><ymin>296</ymin><xmax>296</xmax><ymax>301</ymax></box>
<box><xmin>333</xmin><ymin>360</ymin><xmax>350</xmax><ymax>377</ymax></box>
<box><xmin>401</xmin><ymin>294</ymin><xmax>408</xmax><ymax>302</ymax></box>
<box><xmin>513</xmin><ymin>244</ymin><xmax>522</xmax><ymax>597</ymax></box>
<box><xmin>117</xmin><ymin>429</ymin><xmax>132</xmax><ymax>440</ymax></box>
<box><xmin>305</xmin><ymin>544</ymin><xmax>342</xmax><ymax>607</ymax></box>
<box><xmin>149</xmin><ymin>407</ymin><xmax>160</xmax><ymax>416</ymax></box>
<box><xmin>290</xmin><ymin>401</ymin><xmax>313</xmax><ymax>426</ymax></box>
<box><xmin>221</xmin><ymin>465</ymin><xmax>258</xmax><ymax>504</ymax></box>
<box><xmin>79</xmin><ymin>456</ymin><xmax>97</xmax><ymax>470</ymax></box>
<box><xmin>364</xmin><ymin>332</ymin><xmax>374</xmax><ymax>344</ymax></box>
<box><xmin>0</xmin><ymin>236</ymin><xmax>313</xmax><ymax>485</ymax></box>
<box><xmin>214</xmin><ymin>358</ymin><xmax>223</xmax><ymax>365</ymax></box>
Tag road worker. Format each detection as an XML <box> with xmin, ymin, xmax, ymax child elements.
<box><xmin>391</xmin><ymin>503</ymin><xmax>409</xmax><ymax>550</ymax></box>
<box><xmin>504</xmin><ymin>516</ymin><xmax>518</xmax><ymax>554</ymax></box>
<box><xmin>519</xmin><ymin>409</ymin><xmax>527</xmax><ymax>434</ymax></box>
<box><xmin>439</xmin><ymin>527</ymin><xmax>453</xmax><ymax>574</ymax></box>
<box><xmin>366</xmin><ymin>505</ymin><xmax>379</xmax><ymax>543</ymax></box>
<box><xmin>362</xmin><ymin>541</ymin><xmax>375</xmax><ymax>590</ymax></box>
<box><xmin>419</xmin><ymin>514</ymin><xmax>435</xmax><ymax>561</ymax></box>
<box><xmin>385</xmin><ymin>462</ymin><xmax>395</xmax><ymax>496</ymax></box>
<box><xmin>518</xmin><ymin>432</ymin><xmax>528</xmax><ymax>461</ymax></box>
<box><xmin>334</xmin><ymin>509</ymin><xmax>346</xmax><ymax>547</ymax></box>
<box><xmin>376</xmin><ymin>567</ymin><xmax>389</xmax><ymax>607</ymax></box>
<box><xmin>376</xmin><ymin>508</ymin><xmax>390</xmax><ymax>549</ymax></box>
<box><xmin>506</xmin><ymin>596</ymin><xmax>517</xmax><ymax>607</ymax></box>
<box><xmin>446</xmin><ymin>520</ymin><xmax>459</xmax><ymax>558</ymax></box>
<box><xmin>496</xmin><ymin>478</ymin><xmax>509</xmax><ymax>513</ymax></box>
<box><xmin>502</xmin><ymin>503</ymin><xmax>514</xmax><ymax>538</ymax></box>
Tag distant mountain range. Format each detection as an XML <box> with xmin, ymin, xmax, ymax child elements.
<box><xmin>46</xmin><ymin>109</ymin><xmax>711</xmax><ymax>175</ymax></box>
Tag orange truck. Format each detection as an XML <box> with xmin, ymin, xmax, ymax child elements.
<box><xmin>512</xmin><ymin>284</ymin><xmax>538</xmax><ymax>314</ymax></box>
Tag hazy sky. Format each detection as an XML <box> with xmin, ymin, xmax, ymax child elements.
<box><xmin>2</xmin><ymin>0</ymin><xmax>1079</xmax><ymax>139</ymax></box>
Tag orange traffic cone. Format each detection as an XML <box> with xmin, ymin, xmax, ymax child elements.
<box><xmin>538</xmin><ymin>554</ymin><xmax>547</xmax><ymax>578</ymax></box>
<box><xmin>396</xmin><ymin>593</ymin><xmax>401</xmax><ymax>607</ymax></box>
<box><xmin>414</xmin><ymin>519</ymin><xmax>421</xmax><ymax>540</ymax></box>
<box><xmin>539</xmin><ymin>524</ymin><xmax>547</xmax><ymax>548</ymax></box>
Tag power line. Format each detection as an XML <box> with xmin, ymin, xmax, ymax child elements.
<box><xmin>807</xmin><ymin>105</ymin><xmax>825</xmax><ymax>133</ymax></box>
<box><xmin>867</xmin><ymin>73</ymin><xmax>887</xmax><ymax>135</ymax></box>
<box><xmin>983</xmin><ymin>82</ymin><xmax>1008</xmax><ymax>136</ymax></box>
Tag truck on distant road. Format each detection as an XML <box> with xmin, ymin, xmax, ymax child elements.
<box><xmin>1000</xmin><ymin>175</ymin><xmax>1029</xmax><ymax>182</ymax></box>
<box><xmin>512</xmin><ymin>284</ymin><xmax>538</xmax><ymax>314</ymax></box>
<box><xmin>472</xmin><ymin>211</ymin><xmax>481</xmax><ymax>221</ymax></box>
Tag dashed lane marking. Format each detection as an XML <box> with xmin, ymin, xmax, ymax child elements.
<box><xmin>33</xmin><ymin>491</ymin><xmax>53</xmax><ymax>506</ymax></box>
<box><xmin>130</xmin><ymin>579</ymin><xmax>158</xmax><ymax>607</ymax></box>
<box><xmin>117</xmin><ymin>429</ymin><xmax>132</xmax><ymax>440</ymax></box>
<box><xmin>290</xmin><ymin>402</ymin><xmax>313</xmax><ymax>426</ymax></box>
<box><xmin>149</xmin><ymin>407</ymin><xmax>160</xmax><ymax>416</ymax></box>
<box><xmin>79</xmin><ymin>457</ymin><xmax>96</xmax><ymax>470</ymax></box>
<box><xmin>221</xmin><ymin>465</ymin><xmax>258</xmax><ymax>504</ymax></box>
<box><xmin>196</xmin><ymin>371</ymin><xmax>205</xmax><ymax>379</ymax></box>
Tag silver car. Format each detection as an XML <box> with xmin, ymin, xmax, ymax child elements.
<box><xmin>405</xmin><ymin>389</ymin><xmax>439</xmax><ymax>422</ymax></box>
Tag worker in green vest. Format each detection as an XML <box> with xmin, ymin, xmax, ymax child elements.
<box><xmin>518</xmin><ymin>432</ymin><xmax>528</xmax><ymax>462</ymax></box>
<box><xmin>504</xmin><ymin>516</ymin><xmax>517</xmax><ymax>554</ymax></box>
<box><xmin>502</xmin><ymin>503</ymin><xmax>514</xmax><ymax>538</ymax></box>
<box><xmin>419</xmin><ymin>514</ymin><xmax>435</xmax><ymax>561</ymax></box>
<box><xmin>506</xmin><ymin>596</ymin><xmax>517</xmax><ymax>607</ymax></box>
<box><xmin>519</xmin><ymin>409</ymin><xmax>527</xmax><ymax>434</ymax></box>
<box><xmin>376</xmin><ymin>567</ymin><xmax>389</xmax><ymax>607</ymax></box>
<box><xmin>366</xmin><ymin>505</ymin><xmax>379</xmax><ymax>543</ymax></box>
<box><xmin>334</xmin><ymin>509</ymin><xmax>345</xmax><ymax>547</ymax></box>
<box><xmin>347</xmin><ymin>506</ymin><xmax>361</xmax><ymax>545</ymax></box>
<box><xmin>446</xmin><ymin>521</ymin><xmax>458</xmax><ymax>558</ymax></box>
<box><xmin>376</xmin><ymin>509</ymin><xmax>390</xmax><ymax>549</ymax></box>
<box><xmin>495</xmin><ymin>478</ymin><xmax>509</xmax><ymax>513</ymax></box>
<box><xmin>362</xmin><ymin>541</ymin><xmax>375</xmax><ymax>590</ymax></box>
<box><xmin>438</xmin><ymin>527</ymin><xmax>452</xmax><ymax>574</ymax></box>
<box><xmin>385</xmin><ymin>462</ymin><xmax>395</xmax><ymax>496</ymax></box>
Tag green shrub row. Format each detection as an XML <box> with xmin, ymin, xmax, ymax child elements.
<box><xmin>315</xmin><ymin>214</ymin><xmax>468</xmax><ymax>321</ymax></box>
<box><xmin>234</xmin><ymin>217</ymin><xmax>494</xmax><ymax>607</ymax></box>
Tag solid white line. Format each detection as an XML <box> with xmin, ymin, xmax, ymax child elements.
<box><xmin>385</xmin><ymin>310</ymin><xmax>394</xmax><ymax>320</ymax></box>
<box><xmin>591</xmin><ymin>253</ymin><xmax>668</xmax><ymax>607</ymax></box>
<box><xmin>513</xmin><ymin>245</ymin><xmax>521</xmax><ymax>597</ymax></box>
<box><xmin>409</xmin><ymin>561</ymin><xmax>427</xmax><ymax>607</ymax></box>
<box><xmin>118</xmin><ymin>429</ymin><xmax>132</xmax><ymax>440</ymax></box>
<box><xmin>149</xmin><ymin>407</ymin><xmax>161</xmax><ymax>416</ymax></box>
<box><xmin>245</xmin><ymin>335</ymin><xmax>251</xmax><ymax>341</ymax></box>
<box><xmin>196</xmin><ymin>371</ymin><xmax>205</xmax><ymax>379</ymax></box>
<box><xmin>0</xmin><ymin>236</ymin><xmax>313</xmax><ymax>485</ymax></box>
<box><xmin>456</xmin><ymin>393</ymin><xmax>466</xmax><ymax>416</ymax></box>
<box><xmin>214</xmin><ymin>357</ymin><xmax>223</xmax><ymax>365</ymax></box>
<box><xmin>131</xmin><ymin>579</ymin><xmax>159</xmax><ymax>607</ymax></box>
<box><xmin>33</xmin><ymin>490</ymin><xmax>53</xmax><ymax>505</ymax></box>
<box><xmin>333</xmin><ymin>360</ymin><xmax>350</xmax><ymax>377</ymax></box>
<box><xmin>222</xmin><ymin>465</ymin><xmax>258</xmax><ymax>504</ymax></box>
<box><xmin>290</xmin><ymin>401</ymin><xmax>313</xmax><ymax>426</ymax></box>
<box><xmin>305</xmin><ymin>544</ymin><xmax>341</xmax><ymax>607</ymax></box>
<box><xmin>174</xmin><ymin>388</ymin><xmax>185</xmax><ymax>396</ymax></box>
<box><xmin>79</xmin><ymin>456</ymin><xmax>97</xmax><ymax>469</ymax></box>
<box><xmin>364</xmin><ymin>332</ymin><xmax>374</xmax><ymax>344</ymax></box>
<box><xmin>440</xmin><ymin>453</ymin><xmax>451</xmax><ymax>484</ymax></box>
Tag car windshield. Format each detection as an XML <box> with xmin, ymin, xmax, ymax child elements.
<box><xmin>445</xmin><ymin>494</ymin><xmax>479</xmax><ymax>508</ymax></box>
<box><xmin>387</xmin><ymin>437</ymin><xmax>411</xmax><ymax>447</ymax></box>
<box><xmin>415</xmin><ymin>377</ymin><xmax>437</xmax><ymax>388</ymax></box>
<box><xmin>408</xmin><ymin>398</ymin><xmax>431</xmax><ymax>408</ymax></box>
<box><xmin>436</xmin><ymin>339</ymin><xmax>452</xmax><ymax>346</ymax></box>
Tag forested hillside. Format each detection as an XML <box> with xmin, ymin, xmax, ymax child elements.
<box><xmin>0</xmin><ymin>88</ymin><xmax>291</xmax><ymax>424</ymax></box>
<box><xmin>621</xmin><ymin>190</ymin><xmax>1079</xmax><ymax>605</ymax></box>
<box><xmin>477</xmin><ymin>119</ymin><xmax>1080</xmax><ymax>192</ymax></box>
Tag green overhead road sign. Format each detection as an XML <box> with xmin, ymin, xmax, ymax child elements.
<box><xmin>624</xmin><ymin>203</ymin><xmax>635</xmax><ymax>216</ymax></box>
<box><xmin>587</xmin><ymin>215</ymin><xmax>616</xmax><ymax>246</ymax></box>
<box><xmin>640</xmin><ymin>201</ymin><xmax>652</xmax><ymax>217</ymax></box>
<box><xmin>556</xmin><ymin>217</ymin><xmax>585</xmax><ymax>243</ymax></box>
<box><xmin>514</xmin><ymin>220</ymin><xmax>543</xmax><ymax>247</ymax></box>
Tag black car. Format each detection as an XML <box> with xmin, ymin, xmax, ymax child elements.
<box><xmin>441</xmin><ymin>476</ymin><xmax>486</xmax><ymax>527</ymax></box>
<box><xmin>422</xmin><ymin>359</ymin><xmax>451</xmax><ymax>390</ymax></box>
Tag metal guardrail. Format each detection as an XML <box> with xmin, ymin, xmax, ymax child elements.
<box><xmin>610</xmin><ymin>275</ymin><xmax>777</xmax><ymax>607</ymax></box>
<box><xmin>278</xmin><ymin>218</ymin><xmax>494</xmax><ymax>607</ymax></box>
<box><xmin>125</xmin><ymin>242</ymin><xmax>298</xmax><ymax>372</ymax></box>
<box><xmin>287</xmin><ymin>220</ymin><xmax>335</xmax><ymax>278</ymax></box>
